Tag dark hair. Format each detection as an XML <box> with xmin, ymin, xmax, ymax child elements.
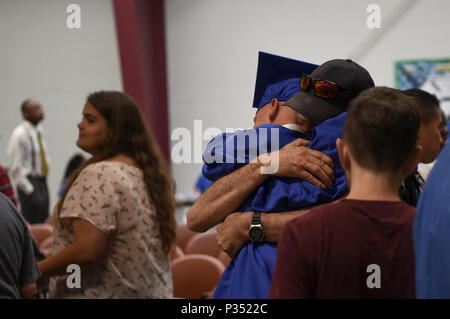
<box><xmin>403</xmin><ymin>88</ymin><xmax>440</xmax><ymax>125</ymax></box>
<box><xmin>63</xmin><ymin>154</ymin><xmax>85</xmax><ymax>180</ymax></box>
<box><xmin>57</xmin><ymin>91</ymin><xmax>176</xmax><ymax>255</ymax></box>
<box><xmin>21</xmin><ymin>98</ymin><xmax>32</xmax><ymax>113</ymax></box>
<box><xmin>344</xmin><ymin>87</ymin><xmax>420</xmax><ymax>171</ymax></box>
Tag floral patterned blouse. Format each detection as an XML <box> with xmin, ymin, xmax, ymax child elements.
<box><xmin>49</xmin><ymin>161</ymin><xmax>173</xmax><ymax>298</ymax></box>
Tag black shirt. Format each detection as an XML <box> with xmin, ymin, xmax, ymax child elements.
<box><xmin>399</xmin><ymin>171</ymin><xmax>424</xmax><ymax>207</ymax></box>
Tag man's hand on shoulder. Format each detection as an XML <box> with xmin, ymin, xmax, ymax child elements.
<box><xmin>271</xmin><ymin>138</ymin><xmax>334</xmax><ymax>189</ymax></box>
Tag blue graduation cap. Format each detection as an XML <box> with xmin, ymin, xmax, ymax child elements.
<box><xmin>252</xmin><ymin>52</ymin><xmax>318</xmax><ymax>110</ymax></box>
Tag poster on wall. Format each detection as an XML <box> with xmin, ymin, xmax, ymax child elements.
<box><xmin>395</xmin><ymin>58</ymin><xmax>450</xmax><ymax>118</ymax></box>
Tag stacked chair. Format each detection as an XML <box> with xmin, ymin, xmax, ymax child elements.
<box><xmin>171</xmin><ymin>224</ymin><xmax>229</xmax><ymax>298</ymax></box>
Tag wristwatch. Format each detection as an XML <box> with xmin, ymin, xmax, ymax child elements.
<box><xmin>248</xmin><ymin>211</ymin><xmax>264</xmax><ymax>242</ymax></box>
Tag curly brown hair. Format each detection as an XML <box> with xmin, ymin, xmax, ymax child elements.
<box><xmin>57</xmin><ymin>91</ymin><xmax>176</xmax><ymax>255</ymax></box>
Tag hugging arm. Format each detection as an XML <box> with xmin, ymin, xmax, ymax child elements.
<box><xmin>216</xmin><ymin>208</ymin><xmax>312</xmax><ymax>257</ymax></box>
<box><xmin>217</xmin><ymin>194</ymin><xmax>346</xmax><ymax>257</ymax></box>
<box><xmin>187</xmin><ymin>161</ymin><xmax>268</xmax><ymax>232</ymax></box>
<box><xmin>187</xmin><ymin>138</ymin><xmax>334</xmax><ymax>233</ymax></box>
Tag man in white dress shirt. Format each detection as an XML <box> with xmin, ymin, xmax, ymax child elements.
<box><xmin>7</xmin><ymin>99</ymin><xmax>50</xmax><ymax>224</ymax></box>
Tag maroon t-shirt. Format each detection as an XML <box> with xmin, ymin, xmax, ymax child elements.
<box><xmin>270</xmin><ymin>199</ymin><xmax>415</xmax><ymax>298</ymax></box>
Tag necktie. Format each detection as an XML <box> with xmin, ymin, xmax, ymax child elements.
<box><xmin>37</xmin><ymin>132</ymin><xmax>48</xmax><ymax>177</ymax></box>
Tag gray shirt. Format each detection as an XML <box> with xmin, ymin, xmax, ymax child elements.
<box><xmin>0</xmin><ymin>193</ymin><xmax>40</xmax><ymax>298</ymax></box>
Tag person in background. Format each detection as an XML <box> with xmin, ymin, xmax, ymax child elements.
<box><xmin>173</xmin><ymin>172</ymin><xmax>213</xmax><ymax>208</ymax></box>
<box><xmin>58</xmin><ymin>153</ymin><xmax>85</xmax><ymax>198</ymax></box>
<box><xmin>194</xmin><ymin>172</ymin><xmax>213</xmax><ymax>194</ymax></box>
<box><xmin>418</xmin><ymin>108</ymin><xmax>448</xmax><ymax>180</ymax></box>
<box><xmin>439</xmin><ymin>109</ymin><xmax>449</xmax><ymax>146</ymax></box>
<box><xmin>414</xmin><ymin>142</ymin><xmax>450</xmax><ymax>298</ymax></box>
<box><xmin>271</xmin><ymin>87</ymin><xmax>421</xmax><ymax>298</ymax></box>
<box><xmin>0</xmin><ymin>164</ymin><xmax>18</xmax><ymax>207</ymax></box>
<box><xmin>0</xmin><ymin>163</ymin><xmax>46</xmax><ymax>264</ymax></box>
<box><xmin>37</xmin><ymin>91</ymin><xmax>176</xmax><ymax>298</ymax></box>
<box><xmin>399</xmin><ymin>89</ymin><xmax>443</xmax><ymax>206</ymax></box>
<box><xmin>0</xmin><ymin>193</ymin><xmax>40</xmax><ymax>298</ymax></box>
<box><xmin>7</xmin><ymin>99</ymin><xmax>50</xmax><ymax>224</ymax></box>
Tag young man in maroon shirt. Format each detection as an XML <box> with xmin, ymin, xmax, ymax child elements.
<box><xmin>270</xmin><ymin>87</ymin><xmax>421</xmax><ymax>298</ymax></box>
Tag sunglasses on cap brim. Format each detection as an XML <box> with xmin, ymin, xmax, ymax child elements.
<box><xmin>300</xmin><ymin>74</ymin><xmax>357</xmax><ymax>100</ymax></box>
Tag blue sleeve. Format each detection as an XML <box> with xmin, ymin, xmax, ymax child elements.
<box><xmin>194</xmin><ymin>173</ymin><xmax>214</xmax><ymax>193</ymax></box>
<box><xmin>414</xmin><ymin>143</ymin><xmax>450</xmax><ymax>298</ymax></box>
<box><xmin>295</xmin><ymin>112</ymin><xmax>348</xmax><ymax>205</ymax></box>
<box><xmin>202</xmin><ymin>131</ymin><xmax>246</xmax><ymax>181</ymax></box>
<box><xmin>202</xmin><ymin>125</ymin><xmax>308</xmax><ymax>182</ymax></box>
<box><xmin>239</xmin><ymin>113</ymin><xmax>347</xmax><ymax>212</ymax></box>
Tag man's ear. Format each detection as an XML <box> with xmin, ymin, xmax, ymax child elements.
<box><xmin>268</xmin><ymin>99</ymin><xmax>280</xmax><ymax>123</ymax></box>
<box><xmin>22</xmin><ymin>109</ymin><xmax>30</xmax><ymax>121</ymax></box>
<box><xmin>253</xmin><ymin>105</ymin><xmax>268</xmax><ymax>128</ymax></box>
<box><xmin>402</xmin><ymin>145</ymin><xmax>422</xmax><ymax>176</ymax></box>
<box><xmin>337</xmin><ymin>138</ymin><xmax>351</xmax><ymax>172</ymax></box>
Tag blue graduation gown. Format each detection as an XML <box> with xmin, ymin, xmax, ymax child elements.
<box><xmin>202</xmin><ymin>113</ymin><xmax>348</xmax><ymax>299</ymax></box>
<box><xmin>194</xmin><ymin>173</ymin><xmax>214</xmax><ymax>193</ymax></box>
<box><xmin>414</xmin><ymin>143</ymin><xmax>450</xmax><ymax>298</ymax></box>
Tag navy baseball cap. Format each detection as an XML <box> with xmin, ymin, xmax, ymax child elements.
<box><xmin>252</xmin><ymin>51</ymin><xmax>318</xmax><ymax>110</ymax></box>
<box><xmin>285</xmin><ymin>59</ymin><xmax>375</xmax><ymax>121</ymax></box>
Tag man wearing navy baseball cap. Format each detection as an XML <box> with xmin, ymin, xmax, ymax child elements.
<box><xmin>285</xmin><ymin>58</ymin><xmax>374</xmax><ymax>121</ymax></box>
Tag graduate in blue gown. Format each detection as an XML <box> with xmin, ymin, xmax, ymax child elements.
<box><xmin>203</xmin><ymin>52</ymin><xmax>349</xmax><ymax>298</ymax></box>
<box><xmin>414</xmin><ymin>142</ymin><xmax>450</xmax><ymax>298</ymax></box>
